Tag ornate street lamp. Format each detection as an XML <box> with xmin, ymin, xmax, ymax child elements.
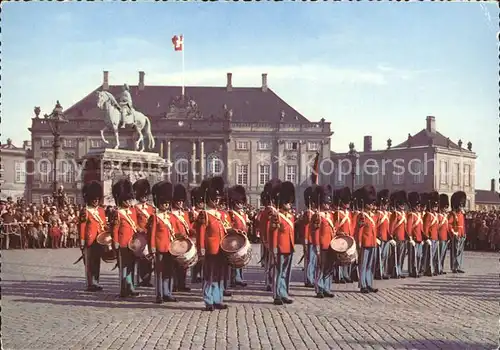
<box><xmin>44</xmin><ymin>101</ymin><xmax>68</xmax><ymax>207</ymax></box>
<box><xmin>347</xmin><ymin>142</ymin><xmax>359</xmax><ymax>190</ymax></box>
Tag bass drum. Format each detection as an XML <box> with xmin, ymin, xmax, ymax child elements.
<box><xmin>96</xmin><ymin>232</ymin><xmax>117</xmax><ymax>263</ymax></box>
<box><xmin>221</xmin><ymin>229</ymin><xmax>252</xmax><ymax>268</ymax></box>
<box><xmin>169</xmin><ymin>236</ymin><xmax>198</xmax><ymax>269</ymax></box>
<box><xmin>128</xmin><ymin>231</ymin><xmax>150</xmax><ymax>258</ymax></box>
<box><xmin>330</xmin><ymin>234</ymin><xmax>357</xmax><ymax>266</ymax></box>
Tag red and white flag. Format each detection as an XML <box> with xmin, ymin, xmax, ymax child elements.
<box><xmin>172</xmin><ymin>35</ymin><xmax>183</xmax><ymax>51</ymax></box>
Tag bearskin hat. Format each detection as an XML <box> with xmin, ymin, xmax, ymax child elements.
<box><xmin>316</xmin><ymin>184</ymin><xmax>332</xmax><ymax>205</ymax></box>
<box><xmin>133</xmin><ymin>179</ymin><xmax>151</xmax><ymax>200</ymax></box>
<box><xmin>428</xmin><ymin>191</ymin><xmax>439</xmax><ymax>208</ymax></box>
<box><xmin>112</xmin><ymin>179</ymin><xmax>134</xmax><ymax>206</ymax></box>
<box><xmin>377</xmin><ymin>189</ymin><xmax>390</xmax><ymax>206</ymax></box>
<box><xmin>451</xmin><ymin>191</ymin><xmax>466</xmax><ymax>210</ymax></box>
<box><xmin>439</xmin><ymin>193</ymin><xmax>449</xmax><ymax>209</ymax></box>
<box><xmin>351</xmin><ymin>188</ymin><xmax>363</xmax><ymax>210</ymax></box>
<box><xmin>338</xmin><ymin>187</ymin><xmax>351</xmax><ymax>205</ymax></box>
<box><xmin>331</xmin><ymin>188</ymin><xmax>339</xmax><ymax>207</ymax></box>
<box><xmin>304</xmin><ymin>185</ymin><xmax>317</xmax><ymax>208</ymax></box>
<box><xmin>408</xmin><ymin>192</ymin><xmax>420</xmax><ymax>209</ymax></box>
<box><xmin>190</xmin><ymin>187</ymin><xmax>204</xmax><ymax>205</ymax></box>
<box><xmin>279</xmin><ymin>181</ymin><xmax>295</xmax><ymax>204</ymax></box>
<box><xmin>420</xmin><ymin>192</ymin><xmax>429</xmax><ymax>210</ymax></box>
<box><xmin>173</xmin><ymin>184</ymin><xmax>187</xmax><ymax>202</ymax></box>
<box><xmin>361</xmin><ymin>185</ymin><xmax>377</xmax><ymax>206</ymax></box>
<box><xmin>229</xmin><ymin>185</ymin><xmax>247</xmax><ymax>206</ymax></box>
<box><xmin>208</xmin><ymin>176</ymin><xmax>225</xmax><ymax>201</ymax></box>
<box><xmin>152</xmin><ymin>181</ymin><xmax>173</xmax><ymax>207</ymax></box>
<box><xmin>268</xmin><ymin>179</ymin><xmax>283</xmax><ymax>206</ymax></box>
<box><xmin>82</xmin><ymin>181</ymin><xmax>102</xmax><ymax>203</ymax></box>
<box><xmin>391</xmin><ymin>190</ymin><xmax>407</xmax><ymax>207</ymax></box>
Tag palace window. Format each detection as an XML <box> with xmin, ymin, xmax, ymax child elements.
<box><xmin>392</xmin><ymin>171</ymin><xmax>404</xmax><ymax>185</ymax></box>
<box><xmin>463</xmin><ymin>164</ymin><xmax>471</xmax><ymax>187</ymax></box>
<box><xmin>42</xmin><ymin>139</ymin><xmax>52</xmax><ymax>147</ymax></box>
<box><xmin>40</xmin><ymin>160</ymin><xmax>52</xmax><ymax>183</ymax></box>
<box><xmin>411</xmin><ymin>160</ymin><xmax>424</xmax><ymax>184</ymax></box>
<box><xmin>58</xmin><ymin>161</ymin><xmax>76</xmax><ymax>183</ymax></box>
<box><xmin>257</xmin><ymin>141</ymin><xmax>271</xmax><ymax>151</ymax></box>
<box><xmin>439</xmin><ymin>161</ymin><xmax>448</xmax><ymax>184</ymax></box>
<box><xmin>307</xmin><ymin>141</ymin><xmax>320</xmax><ymax>151</ymax></box>
<box><xmin>285</xmin><ymin>165</ymin><xmax>297</xmax><ymax>184</ymax></box>
<box><xmin>259</xmin><ymin>164</ymin><xmax>270</xmax><ymax>186</ymax></box>
<box><xmin>236</xmin><ymin>141</ymin><xmax>249</xmax><ymax>151</ymax></box>
<box><xmin>285</xmin><ymin>141</ymin><xmax>298</xmax><ymax>151</ymax></box>
<box><xmin>207</xmin><ymin>154</ymin><xmax>222</xmax><ymax>177</ymax></box>
<box><xmin>175</xmin><ymin>154</ymin><xmax>188</xmax><ymax>183</ymax></box>
<box><xmin>15</xmin><ymin>161</ymin><xmax>26</xmax><ymax>184</ymax></box>
<box><xmin>236</xmin><ymin>164</ymin><xmax>249</xmax><ymax>186</ymax></box>
<box><xmin>90</xmin><ymin>139</ymin><xmax>104</xmax><ymax>148</ymax></box>
<box><xmin>63</xmin><ymin>139</ymin><xmax>76</xmax><ymax>148</ymax></box>
<box><xmin>452</xmin><ymin>163</ymin><xmax>460</xmax><ymax>185</ymax></box>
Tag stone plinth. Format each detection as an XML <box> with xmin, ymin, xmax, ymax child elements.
<box><xmin>79</xmin><ymin>148</ymin><xmax>166</xmax><ymax>206</ymax></box>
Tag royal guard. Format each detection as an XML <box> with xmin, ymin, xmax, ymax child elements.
<box><xmin>301</xmin><ymin>185</ymin><xmax>318</xmax><ymax>288</ymax></box>
<box><xmin>389</xmin><ymin>190</ymin><xmax>407</xmax><ymax>279</ymax></box>
<box><xmin>356</xmin><ymin>185</ymin><xmax>379</xmax><ymax>294</ymax></box>
<box><xmin>111</xmin><ymin>179</ymin><xmax>140</xmax><ymax>298</ymax></box>
<box><xmin>197</xmin><ymin>177</ymin><xmax>228</xmax><ymax>311</ymax></box>
<box><xmin>170</xmin><ymin>183</ymin><xmax>192</xmax><ymax>292</ymax></box>
<box><xmin>228</xmin><ymin>185</ymin><xmax>249</xmax><ymax>288</ymax></box>
<box><xmin>374</xmin><ymin>189</ymin><xmax>390</xmax><ymax>280</ymax></box>
<box><xmin>406</xmin><ymin>192</ymin><xmax>423</xmax><ymax>278</ymax></box>
<box><xmin>422</xmin><ymin>191</ymin><xmax>440</xmax><ymax>276</ymax></box>
<box><xmin>219</xmin><ymin>187</ymin><xmax>234</xmax><ymax>297</ymax></box>
<box><xmin>437</xmin><ymin>194</ymin><xmax>450</xmax><ymax>274</ymax></box>
<box><xmin>332</xmin><ymin>187</ymin><xmax>353</xmax><ymax>283</ymax></box>
<box><xmin>133</xmin><ymin>179</ymin><xmax>154</xmax><ymax>288</ymax></box>
<box><xmin>255</xmin><ymin>192</ymin><xmax>268</xmax><ymax>268</ymax></box>
<box><xmin>449</xmin><ymin>191</ymin><xmax>466</xmax><ymax>273</ymax></box>
<box><xmin>149</xmin><ymin>181</ymin><xmax>177</xmax><ymax>303</ymax></box>
<box><xmin>269</xmin><ymin>181</ymin><xmax>295</xmax><ymax>305</ymax></box>
<box><xmin>79</xmin><ymin>181</ymin><xmax>106</xmax><ymax>292</ymax></box>
<box><xmin>311</xmin><ymin>185</ymin><xmax>335</xmax><ymax>298</ymax></box>
<box><xmin>189</xmin><ymin>186</ymin><xmax>205</xmax><ymax>283</ymax></box>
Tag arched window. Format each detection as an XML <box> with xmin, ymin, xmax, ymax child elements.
<box><xmin>174</xmin><ymin>153</ymin><xmax>189</xmax><ymax>183</ymax></box>
<box><xmin>207</xmin><ymin>153</ymin><xmax>222</xmax><ymax>177</ymax></box>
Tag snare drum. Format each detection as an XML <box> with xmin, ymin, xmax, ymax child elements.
<box><xmin>169</xmin><ymin>236</ymin><xmax>198</xmax><ymax>269</ymax></box>
<box><xmin>221</xmin><ymin>229</ymin><xmax>253</xmax><ymax>268</ymax></box>
<box><xmin>330</xmin><ymin>235</ymin><xmax>357</xmax><ymax>265</ymax></box>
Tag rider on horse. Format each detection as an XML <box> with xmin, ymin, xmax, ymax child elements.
<box><xmin>118</xmin><ymin>84</ymin><xmax>135</xmax><ymax>128</ymax></box>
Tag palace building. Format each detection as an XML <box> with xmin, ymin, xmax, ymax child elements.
<box><xmin>27</xmin><ymin>71</ymin><xmax>333</xmax><ymax>207</ymax></box>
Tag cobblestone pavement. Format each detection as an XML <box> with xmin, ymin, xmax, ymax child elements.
<box><xmin>2</xmin><ymin>246</ymin><xmax>498</xmax><ymax>350</ymax></box>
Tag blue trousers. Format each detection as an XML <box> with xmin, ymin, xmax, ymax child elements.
<box><xmin>273</xmin><ymin>253</ymin><xmax>293</xmax><ymax>300</ymax></box>
<box><xmin>202</xmin><ymin>253</ymin><xmax>225</xmax><ymax>306</ymax></box>
<box><xmin>438</xmin><ymin>240</ymin><xmax>448</xmax><ymax>273</ymax></box>
<box><xmin>84</xmin><ymin>241</ymin><xmax>102</xmax><ymax>288</ymax></box>
<box><xmin>260</xmin><ymin>244</ymin><xmax>267</xmax><ymax>268</ymax></box>
<box><xmin>305</xmin><ymin>244</ymin><xmax>317</xmax><ymax>285</ymax></box>
<box><xmin>375</xmin><ymin>241</ymin><xmax>391</xmax><ymax>278</ymax></box>
<box><xmin>264</xmin><ymin>246</ymin><xmax>273</xmax><ymax>289</ymax></box>
<box><xmin>315</xmin><ymin>250</ymin><xmax>333</xmax><ymax>294</ymax></box>
<box><xmin>408</xmin><ymin>242</ymin><xmax>423</xmax><ymax>276</ymax></box>
<box><xmin>393</xmin><ymin>241</ymin><xmax>407</xmax><ymax>277</ymax></box>
<box><xmin>119</xmin><ymin>248</ymin><xmax>137</xmax><ymax>296</ymax></box>
<box><xmin>359</xmin><ymin>247</ymin><xmax>376</xmax><ymax>289</ymax></box>
<box><xmin>337</xmin><ymin>263</ymin><xmax>352</xmax><ymax>281</ymax></box>
<box><xmin>155</xmin><ymin>252</ymin><xmax>174</xmax><ymax>299</ymax></box>
<box><xmin>450</xmin><ymin>236</ymin><xmax>465</xmax><ymax>271</ymax></box>
<box><xmin>422</xmin><ymin>240</ymin><xmax>438</xmax><ymax>275</ymax></box>
<box><xmin>231</xmin><ymin>268</ymin><xmax>244</xmax><ymax>284</ymax></box>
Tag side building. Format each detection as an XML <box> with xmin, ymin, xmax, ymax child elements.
<box><xmin>0</xmin><ymin>139</ymin><xmax>31</xmax><ymax>201</ymax></box>
<box><xmin>28</xmin><ymin>71</ymin><xmax>333</xmax><ymax>207</ymax></box>
<box><xmin>330</xmin><ymin>116</ymin><xmax>477</xmax><ymax>209</ymax></box>
<box><xmin>475</xmin><ymin>179</ymin><xmax>500</xmax><ymax>211</ymax></box>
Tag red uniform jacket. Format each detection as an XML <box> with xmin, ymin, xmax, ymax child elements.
<box><xmin>448</xmin><ymin>211</ymin><xmax>466</xmax><ymax>237</ymax></box>
<box><xmin>149</xmin><ymin>211</ymin><xmax>174</xmax><ymax>253</ymax></box>
<box><xmin>134</xmin><ymin>203</ymin><xmax>155</xmax><ymax>231</ymax></box>
<box><xmin>270</xmin><ymin>210</ymin><xmax>295</xmax><ymax>254</ymax></box>
<box><xmin>437</xmin><ymin>212</ymin><xmax>449</xmax><ymax>241</ymax></box>
<box><xmin>259</xmin><ymin>207</ymin><xmax>274</xmax><ymax>248</ymax></box>
<box><xmin>406</xmin><ymin>212</ymin><xmax>423</xmax><ymax>242</ymax></box>
<box><xmin>197</xmin><ymin>209</ymin><xmax>226</xmax><ymax>255</ymax></box>
<box><xmin>423</xmin><ymin>211</ymin><xmax>439</xmax><ymax>241</ymax></box>
<box><xmin>229</xmin><ymin>209</ymin><xmax>248</xmax><ymax>232</ymax></box>
<box><xmin>112</xmin><ymin>207</ymin><xmax>139</xmax><ymax>248</ymax></box>
<box><xmin>301</xmin><ymin>210</ymin><xmax>314</xmax><ymax>244</ymax></box>
<box><xmin>79</xmin><ymin>206</ymin><xmax>107</xmax><ymax>246</ymax></box>
<box><xmin>376</xmin><ymin>210</ymin><xmax>390</xmax><ymax>241</ymax></box>
<box><xmin>356</xmin><ymin>211</ymin><xmax>377</xmax><ymax>248</ymax></box>
<box><xmin>170</xmin><ymin>209</ymin><xmax>191</xmax><ymax>237</ymax></box>
<box><xmin>312</xmin><ymin>211</ymin><xmax>336</xmax><ymax>250</ymax></box>
<box><xmin>333</xmin><ymin>209</ymin><xmax>353</xmax><ymax>236</ymax></box>
<box><xmin>389</xmin><ymin>211</ymin><xmax>406</xmax><ymax>241</ymax></box>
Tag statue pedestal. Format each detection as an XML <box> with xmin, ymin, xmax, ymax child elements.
<box><xmin>79</xmin><ymin>148</ymin><xmax>166</xmax><ymax>206</ymax></box>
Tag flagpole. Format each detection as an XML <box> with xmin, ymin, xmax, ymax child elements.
<box><xmin>182</xmin><ymin>37</ymin><xmax>185</xmax><ymax>97</ymax></box>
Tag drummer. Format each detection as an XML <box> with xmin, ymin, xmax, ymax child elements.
<box><xmin>196</xmin><ymin>177</ymin><xmax>228</xmax><ymax>311</ymax></box>
<box><xmin>219</xmin><ymin>188</ymin><xmax>234</xmax><ymax>297</ymax></box>
<box><xmin>79</xmin><ymin>181</ymin><xmax>106</xmax><ymax>292</ymax></box>
<box><xmin>170</xmin><ymin>183</ymin><xmax>192</xmax><ymax>292</ymax></box>
<box><xmin>227</xmin><ymin>185</ymin><xmax>249</xmax><ymax>288</ymax></box>
<box><xmin>149</xmin><ymin>181</ymin><xmax>178</xmax><ymax>303</ymax></box>
<box><xmin>311</xmin><ymin>185</ymin><xmax>335</xmax><ymax>298</ymax></box>
<box><xmin>388</xmin><ymin>190</ymin><xmax>407</xmax><ymax>279</ymax></box>
<box><xmin>301</xmin><ymin>185</ymin><xmax>318</xmax><ymax>288</ymax></box>
<box><xmin>375</xmin><ymin>189</ymin><xmax>391</xmax><ymax>280</ymax></box>
<box><xmin>111</xmin><ymin>179</ymin><xmax>141</xmax><ymax>298</ymax></box>
<box><xmin>133</xmin><ymin>179</ymin><xmax>155</xmax><ymax>288</ymax></box>
<box><xmin>189</xmin><ymin>187</ymin><xmax>205</xmax><ymax>283</ymax></box>
<box><xmin>332</xmin><ymin>187</ymin><xmax>354</xmax><ymax>283</ymax></box>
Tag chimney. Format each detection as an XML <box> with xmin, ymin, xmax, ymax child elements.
<box><xmin>363</xmin><ymin>136</ymin><xmax>372</xmax><ymax>152</ymax></box>
<box><xmin>261</xmin><ymin>73</ymin><xmax>268</xmax><ymax>92</ymax></box>
<box><xmin>138</xmin><ymin>71</ymin><xmax>145</xmax><ymax>91</ymax></box>
<box><xmin>426</xmin><ymin>115</ymin><xmax>436</xmax><ymax>133</ymax></box>
<box><xmin>491</xmin><ymin>179</ymin><xmax>496</xmax><ymax>192</ymax></box>
<box><xmin>226</xmin><ymin>72</ymin><xmax>232</xmax><ymax>92</ymax></box>
<box><xmin>102</xmin><ymin>71</ymin><xmax>109</xmax><ymax>90</ymax></box>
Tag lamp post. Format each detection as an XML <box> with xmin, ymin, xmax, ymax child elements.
<box><xmin>44</xmin><ymin>101</ymin><xmax>68</xmax><ymax>208</ymax></box>
<box><xmin>347</xmin><ymin>142</ymin><xmax>359</xmax><ymax>190</ymax></box>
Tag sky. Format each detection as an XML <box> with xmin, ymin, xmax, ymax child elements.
<box><xmin>2</xmin><ymin>3</ymin><xmax>498</xmax><ymax>190</ymax></box>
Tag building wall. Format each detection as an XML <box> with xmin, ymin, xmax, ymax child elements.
<box><xmin>1</xmin><ymin>148</ymin><xmax>29</xmax><ymax>200</ymax></box>
<box><xmin>475</xmin><ymin>203</ymin><xmax>500</xmax><ymax>211</ymax></box>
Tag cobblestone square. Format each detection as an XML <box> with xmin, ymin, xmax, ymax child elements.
<box><xmin>2</xmin><ymin>247</ymin><xmax>498</xmax><ymax>350</ymax></box>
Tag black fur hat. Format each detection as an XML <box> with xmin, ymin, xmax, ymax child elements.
<box><xmin>352</xmin><ymin>188</ymin><xmax>364</xmax><ymax>210</ymax></box>
<box><xmin>338</xmin><ymin>187</ymin><xmax>351</xmax><ymax>205</ymax></box>
<box><xmin>173</xmin><ymin>184</ymin><xmax>187</xmax><ymax>202</ymax></box>
<box><xmin>439</xmin><ymin>194</ymin><xmax>449</xmax><ymax>209</ymax></box>
<box><xmin>408</xmin><ymin>192</ymin><xmax>420</xmax><ymax>209</ymax></box>
<box><xmin>190</xmin><ymin>187</ymin><xmax>204</xmax><ymax>205</ymax></box>
<box><xmin>377</xmin><ymin>189</ymin><xmax>390</xmax><ymax>206</ymax></box>
<box><xmin>391</xmin><ymin>190</ymin><xmax>407</xmax><ymax>207</ymax></box>
<box><xmin>278</xmin><ymin>181</ymin><xmax>295</xmax><ymax>205</ymax></box>
<box><xmin>451</xmin><ymin>191</ymin><xmax>466</xmax><ymax>210</ymax></box>
<box><xmin>316</xmin><ymin>185</ymin><xmax>332</xmax><ymax>205</ymax></box>
<box><xmin>420</xmin><ymin>192</ymin><xmax>429</xmax><ymax>210</ymax></box>
<box><xmin>133</xmin><ymin>179</ymin><xmax>151</xmax><ymax>200</ymax></box>
<box><xmin>112</xmin><ymin>179</ymin><xmax>134</xmax><ymax>206</ymax></box>
<box><xmin>428</xmin><ymin>191</ymin><xmax>440</xmax><ymax>207</ymax></box>
<box><xmin>304</xmin><ymin>185</ymin><xmax>317</xmax><ymax>208</ymax></box>
<box><xmin>83</xmin><ymin>181</ymin><xmax>102</xmax><ymax>203</ymax></box>
<box><xmin>152</xmin><ymin>181</ymin><xmax>173</xmax><ymax>207</ymax></box>
<box><xmin>207</xmin><ymin>176</ymin><xmax>225</xmax><ymax>201</ymax></box>
<box><xmin>229</xmin><ymin>185</ymin><xmax>247</xmax><ymax>206</ymax></box>
<box><xmin>361</xmin><ymin>185</ymin><xmax>377</xmax><ymax>206</ymax></box>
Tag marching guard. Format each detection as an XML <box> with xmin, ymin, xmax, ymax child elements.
<box><xmin>356</xmin><ymin>185</ymin><xmax>379</xmax><ymax>293</ymax></box>
<box><xmin>389</xmin><ymin>191</ymin><xmax>407</xmax><ymax>278</ymax></box>
<box><xmin>111</xmin><ymin>179</ymin><xmax>140</xmax><ymax>298</ymax></box>
<box><xmin>422</xmin><ymin>191</ymin><xmax>440</xmax><ymax>276</ymax></box>
<box><xmin>301</xmin><ymin>185</ymin><xmax>318</xmax><ymax>288</ymax></box>
<box><xmin>261</xmin><ymin>179</ymin><xmax>281</xmax><ymax>292</ymax></box>
<box><xmin>133</xmin><ymin>179</ymin><xmax>154</xmax><ymax>287</ymax></box>
<box><xmin>170</xmin><ymin>184</ymin><xmax>192</xmax><ymax>292</ymax></box>
<box><xmin>149</xmin><ymin>181</ymin><xmax>177</xmax><ymax>303</ymax></box>
<box><xmin>269</xmin><ymin>181</ymin><xmax>295</xmax><ymax>305</ymax></box>
<box><xmin>332</xmin><ymin>187</ymin><xmax>354</xmax><ymax>283</ymax></box>
<box><xmin>79</xmin><ymin>181</ymin><xmax>106</xmax><ymax>292</ymax></box>
<box><xmin>437</xmin><ymin>194</ymin><xmax>450</xmax><ymax>274</ymax></box>
<box><xmin>228</xmin><ymin>185</ymin><xmax>249</xmax><ymax>288</ymax></box>
<box><xmin>311</xmin><ymin>185</ymin><xmax>335</xmax><ymax>298</ymax></box>
<box><xmin>189</xmin><ymin>187</ymin><xmax>205</xmax><ymax>283</ymax></box>
<box><xmin>374</xmin><ymin>189</ymin><xmax>391</xmax><ymax>280</ymax></box>
<box><xmin>197</xmin><ymin>177</ymin><xmax>229</xmax><ymax>311</ymax></box>
<box><xmin>407</xmin><ymin>192</ymin><xmax>423</xmax><ymax>278</ymax></box>
<box><xmin>449</xmin><ymin>191</ymin><xmax>467</xmax><ymax>273</ymax></box>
